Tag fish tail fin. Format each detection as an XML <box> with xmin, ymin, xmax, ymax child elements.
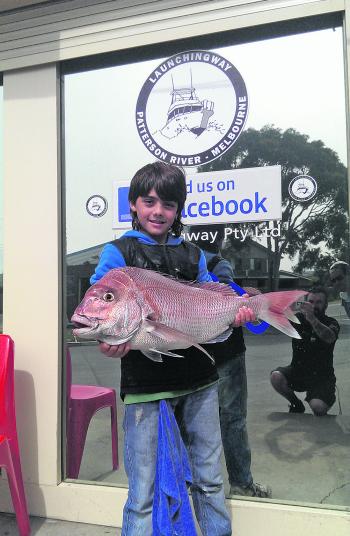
<box><xmin>251</xmin><ymin>290</ymin><xmax>307</xmax><ymax>338</ymax></box>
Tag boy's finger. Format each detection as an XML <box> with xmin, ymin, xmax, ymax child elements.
<box><xmin>109</xmin><ymin>342</ymin><xmax>131</xmax><ymax>358</ymax></box>
<box><xmin>99</xmin><ymin>342</ymin><xmax>127</xmax><ymax>358</ymax></box>
<box><xmin>99</xmin><ymin>342</ymin><xmax>111</xmax><ymax>354</ymax></box>
<box><xmin>233</xmin><ymin>306</ymin><xmax>256</xmax><ymax>326</ymax></box>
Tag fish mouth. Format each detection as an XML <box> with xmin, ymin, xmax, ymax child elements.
<box><xmin>71</xmin><ymin>314</ymin><xmax>99</xmax><ymax>337</ymax></box>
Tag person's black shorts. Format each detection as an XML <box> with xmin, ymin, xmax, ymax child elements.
<box><xmin>273</xmin><ymin>366</ymin><xmax>336</xmax><ymax>407</ymax></box>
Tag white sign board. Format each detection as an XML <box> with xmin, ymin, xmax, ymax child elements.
<box><xmin>112</xmin><ymin>165</ymin><xmax>281</xmax><ymax>229</ymax></box>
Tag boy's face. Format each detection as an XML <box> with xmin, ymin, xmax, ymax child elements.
<box><xmin>130</xmin><ymin>188</ymin><xmax>178</xmax><ymax>243</ymax></box>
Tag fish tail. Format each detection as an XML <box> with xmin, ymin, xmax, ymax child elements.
<box><xmin>250</xmin><ymin>290</ymin><xmax>307</xmax><ymax>338</ymax></box>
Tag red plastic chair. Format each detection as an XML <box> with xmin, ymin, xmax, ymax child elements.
<box><xmin>66</xmin><ymin>348</ymin><xmax>118</xmax><ymax>478</ymax></box>
<box><xmin>0</xmin><ymin>334</ymin><xmax>31</xmax><ymax>535</ymax></box>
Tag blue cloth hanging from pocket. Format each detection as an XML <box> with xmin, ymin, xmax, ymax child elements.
<box><xmin>152</xmin><ymin>399</ymin><xmax>197</xmax><ymax>536</ymax></box>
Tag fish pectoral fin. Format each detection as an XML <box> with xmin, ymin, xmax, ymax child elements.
<box><xmin>157</xmin><ymin>349</ymin><xmax>185</xmax><ymax>358</ymax></box>
<box><xmin>192</xmin><ymin>343</ymin><xmax>215</xmax><ymax>364</ymax></box>
<box><xmin>143</xmin><ymin>320</ymin><xmax>215</xmax><ymax>365</ymax></box>
<box><xmin>205</xmin><ymin>327</ymin><xmax>232</xmax><ymax>344</ymax></box>
<box><xmin>143</xmin><ymin>319</ymin><xmax>186</xmax><ymax>342</ymax></box>
<box><xmin>143</xmin><ymin>347</ymin><xmax>185</xmax><ymax>360</ymax></box>
<box><xmin>141</xmin><ymin>350</ymin><xmax>163</xmax><ymax>362</ymax></box>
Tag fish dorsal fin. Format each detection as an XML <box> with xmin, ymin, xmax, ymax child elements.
<box><xmin>242</xmin><ymin>287</ymin><xmax>261</xmax><ymax>297</ymax></box>
<box><xmin>190</xmin><ymin>282</ymin><xmax>239</xmax><ymax>296</ymax></box>
<box><xmin>136</xmin><ymin>269</ymin><xmax>238</xmax><ymax>296</ymax></box>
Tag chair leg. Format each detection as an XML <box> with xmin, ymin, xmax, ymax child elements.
<box><xmin>110</xmin><ymin>402</ymin><xmax>118</xmax><ymax>470</ymax></box>
<box><xmin>67</xmin><ymin>408</ymin><xmax>92</xmax><ymax>479</ymax></box>
<box><xmin>1</xmin><ymin>441</ymin><xmax>31</xmax><ymax>536</ymax></box>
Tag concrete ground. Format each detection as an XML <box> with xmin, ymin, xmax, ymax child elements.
<box><xmin>0</xmin><ymin>302</ymin><xmax>349</xmax><ymax>533</ymax></box>
<box><xmin>0</xmin><ymin>513</ymin><xmax>119</xmax><ymax>535</ymax></box>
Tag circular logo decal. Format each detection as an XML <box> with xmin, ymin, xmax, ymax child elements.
<box><xmin>136</xmin><ymin>50</ymin><xmax>248</xmax><ymax>167</ymax></box>
<box><xmin>86</xmin><ymin>195</ymin><xmax>108</xmax><ymax>217</ymax></box>
<box><xmin>288</xmin><ymin>175</ymin><xmax>317</xmax><ymax>202</ymax></box>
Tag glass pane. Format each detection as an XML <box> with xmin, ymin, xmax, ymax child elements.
<box><xmin>63</xmin><ymin>25</ymin><xmax>350</xmax><ymax>509</ymax></box>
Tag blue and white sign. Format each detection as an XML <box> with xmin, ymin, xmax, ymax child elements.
<box><xmin>182</xmin><ymin>166</ymin><xmax>281</xmax><ymax>224</ymax></box>
<box><xmin>112</xmin><ymin>165</ymin><xmax>281</xmax><ymax>229</ymax></box>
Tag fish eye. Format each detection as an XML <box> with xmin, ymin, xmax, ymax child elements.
<box><xmin>103</xmin><ymin>292</ymin><xmax>115</xmax><ymax>302</ymax></box>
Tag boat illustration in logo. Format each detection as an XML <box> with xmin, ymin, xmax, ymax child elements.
<box><xmin>158</xmin><ymin>73</ymin><xmax>216</xmax><ymax>140</ymax></box>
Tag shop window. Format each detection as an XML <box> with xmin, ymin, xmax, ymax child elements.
<box><xmin>62</xmin><ymin>19</ymin><xmax>350</xmax><ymax>509</ymax></box>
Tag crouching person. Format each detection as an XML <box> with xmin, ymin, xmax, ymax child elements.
<box><xmin>270</xmin><ymin>287</ymin><xmax>339</xmax><ymax>416</ymax></box>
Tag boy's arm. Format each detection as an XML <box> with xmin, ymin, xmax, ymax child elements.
<box><xmin>197</xmin><ymin>251</ymin><xmax>213</xmax><ymax>282</ymax></box>
<box><xmin>90</xmin><ymin>243</ymin><xmax>126</xmax><ymax>285</ymax></box>
<box><xmin>211</xmin><ymin>258</ymin><xmax>235</xmax><ymax>285</ymax></box>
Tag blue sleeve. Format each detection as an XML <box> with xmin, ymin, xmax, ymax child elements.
<box><xmin>212</xmin><ymin>259</ymin><xmax>234</xmax><ymax>284</ymax></box>
<box><xmin>90</xmin><ymin>243</ymin><xmax>126</xmax><ymax>285</ymax></box>
<box><xmin>197</xmin><ymin>250</ymin><xmax>213</xmax><ymax>282</ymax></box>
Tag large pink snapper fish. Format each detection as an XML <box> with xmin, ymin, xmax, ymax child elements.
<box><xmin>71</xmin><ymin>267</ymin><xmax>306</xmax><ymax>363</ymax></box>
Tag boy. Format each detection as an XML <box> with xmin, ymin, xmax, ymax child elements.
<box><xmin>91</xmin><ymin>161</ymin><xmax>253</xmax><ymax>535</ymax></box>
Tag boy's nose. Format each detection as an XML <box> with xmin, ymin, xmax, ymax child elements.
<box><xmin>152</xmin><ymin>202</ymin><xmax>164</xmax><ymax>214</ymax></box>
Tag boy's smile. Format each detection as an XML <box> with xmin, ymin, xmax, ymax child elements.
<box><xmin>130</xmin><ymin>188</ymin><xmax>178</xmax><ymax>243</ymax></box>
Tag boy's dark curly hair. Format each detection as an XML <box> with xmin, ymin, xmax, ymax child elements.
<box><xmin>128</xmin><ymin>161</ymin><xmax>187</xmax><ymax>237</ymax></box>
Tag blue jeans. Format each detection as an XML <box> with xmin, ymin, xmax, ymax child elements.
<box><xmin>122</xmin><ymin>383</ymin><xmax>232</xmax><ymax>536</ymax></box>
<box><xmin>217</xmin><ymin>353</ymin><xmax>253</xmax><ymax>488</ymax></box>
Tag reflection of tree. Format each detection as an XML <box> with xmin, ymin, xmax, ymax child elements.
<box><xmin>200</xmin><ymin>125</ymin><xmax>349</xmax><ymax>289</ymax></box>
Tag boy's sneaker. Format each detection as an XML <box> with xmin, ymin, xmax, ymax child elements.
<box><xmin>289</xmin><ymin>400</ymin><xmax>305</xmax><ymax>413</ymax></box>
<box><xmin>229</xmin><ymin>482</ymin><xmax>272</xmax><ymax>498</ymax></box>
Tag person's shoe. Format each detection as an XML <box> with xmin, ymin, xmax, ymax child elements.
<box><xmin>289</xmin><ymin>400</ymin><xmax>305</xmax><ymax>413</ymax></box>
<box><xmin>229</xmin><ymin>482</ymin><xmax>272</xmax><ymax>498</ymax></box>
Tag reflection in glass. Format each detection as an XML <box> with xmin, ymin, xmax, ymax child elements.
<box><xmin>65</xmin><ymin>344</ymin><xmax>119</xmax><ymax>481</ymax></box>
<box><xmin>63</xmin><ymin>27</ymin><xmax>350</xmax><ymax>508</ymax></box>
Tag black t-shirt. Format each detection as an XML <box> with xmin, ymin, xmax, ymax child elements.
<box><xmin>112</xmin><ymin>237</ymin><xmax>219</xmax><ymax>396</ymax></box>
<box><xmin>291</xmin><ymin>312</ymin><xmax>340</xmax><ymax>380</ymax></box>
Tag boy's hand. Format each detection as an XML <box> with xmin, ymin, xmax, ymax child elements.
<box><xmin>98</xmin><ymin>342</ymin><xmax>131</xmax><ymax>358</ymax></box>
<box><xmin>233</xmin><ymin>297</ymin><xmax>256</xmax><ymax>326</ymax></box>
